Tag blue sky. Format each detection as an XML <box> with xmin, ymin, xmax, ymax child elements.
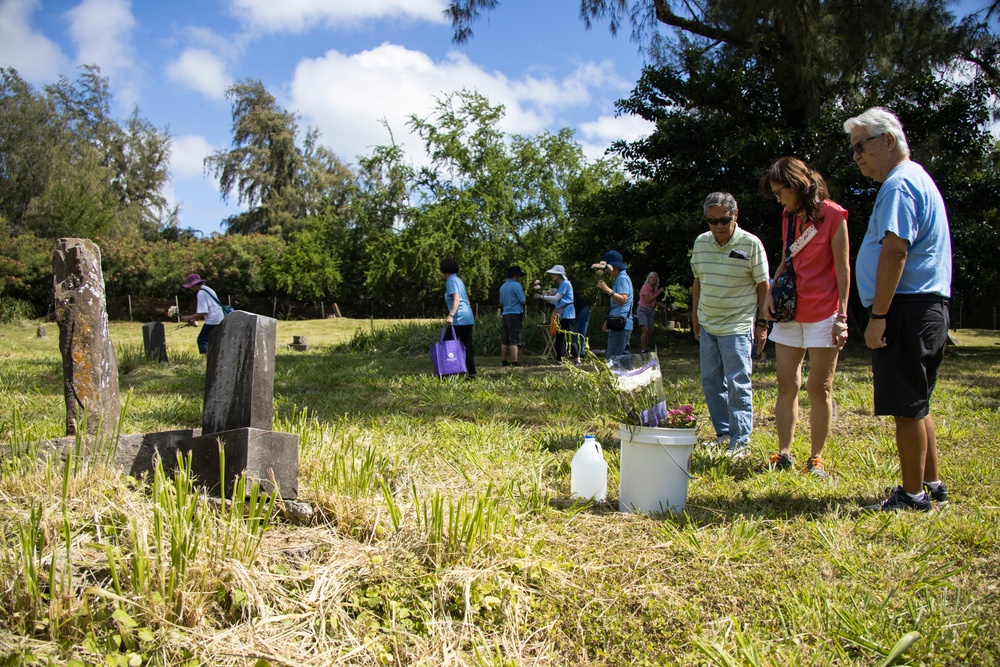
<box><xmin>1</xmin><ymin>1</ymin><xmax>994</xmax><ymax>236</ymax></box>
<box><xmin>1</xmin><ymin>0</ymin><xmax>657</xmax><ymax>236</ymax></box>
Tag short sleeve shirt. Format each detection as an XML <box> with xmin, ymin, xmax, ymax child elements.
<box><xmin>445</xmin><ymin>274</ymin><xmax>474</xmax><ymax>325</ymax></box>
<box><xmin>499</xmin><ymin>279</ymin><xmax>526</xmax><ymax>315</ymax></box>
<box><xmin>609</xmin><ymin>271</ymin><xmax>634</xmax><ymax>331</ymax></box>
<box><xmin>856</xmin><ymin>161</ymin><xmax>952</xmax><ymax>307</ymax></box>
<box><xmin>197</xmin><ymin>285</ymin><xmax>225</xmax><ymax>326</ymax></box>
<box><xmin>552</xmin><ymin>280</ymin><xmax>575</xmax><ymax>320</ymax></box>
<box><xmin>690</xmin><ymin>227</ymin><xmax>769</xmax><ymax>336</ymax></box>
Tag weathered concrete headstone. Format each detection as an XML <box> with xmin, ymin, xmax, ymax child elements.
<box><xmin>36</xmin><ymin>326</ymin><xmax>47</xmax><ymax>338</ymax></box>
<box><xmin>201</xmin><ymin>312</ymin><xmax>276</xmax><ymax>434</ymax></box>
<box><xmin>178</xmin><ymin>311</ymin><xmax>299</xmax><ymax>499</ymax></box>
<box><xmin>53</xmin><ymin>238</ymin><xmax>121</xmax><ymax>436</ymax></box>
<box><xmin>290</xmin><ymin>335</ymin><xmax>309</xmax><ymax>352</ymax></box>
<box><xmin>142</xmin><ymin>321</ymin><xmax>168</xmax><ymax>362</ymax></box>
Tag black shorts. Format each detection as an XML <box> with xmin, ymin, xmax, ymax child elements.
<box><xmin>871</xmin><ymin>296</ymin><xmax>948</xmax><ymax>419</ymax></box>
<box><xmin>501</xmin><ymin>313</ymin><xmax>524</xmax><ymax>346</ymax></box>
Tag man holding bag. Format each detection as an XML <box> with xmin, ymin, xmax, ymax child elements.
<box><xmin>690</xmin><ymin>193</ymin><xmax>770</xmax><ymax>457</ymax></box>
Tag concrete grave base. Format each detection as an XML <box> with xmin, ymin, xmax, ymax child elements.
<box><xmin>5</xmin><ymin>429</ymin><xmax>202</xmax><ymax>480</ymax></box>
<box><xmin>177</xmin><ymin>427</ymin><xmax>299</xmax><ymax>499</ymax></box>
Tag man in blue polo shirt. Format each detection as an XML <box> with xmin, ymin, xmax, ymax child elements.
<box><xmin>499</xmin><ymin>265</ymin><xmax>527</xmax><ymax>367</ymax></box>
<box><xmin>845</xmin><ymin>107</ymin><xmax>952</xmax><ymax>512</ymax></box>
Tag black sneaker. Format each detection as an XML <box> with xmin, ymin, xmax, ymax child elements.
<box><xmin>924</xmin><ymin>481</ymin><xmax>949</xmax><ymax>505</ymax></box>
<box><xmin>863</xmin><ymin>486</ymin><xmax>931</xmax><ymax>512</ymax></box>
<box><xmin>501</xmin><ymin>361</ymin><xmax>510</xmax><ymax>367</ymax></box>
<box><xmin>762</xmin><ymin>452</ymin><xmax>794</xmax><ymax>472</ymax></box>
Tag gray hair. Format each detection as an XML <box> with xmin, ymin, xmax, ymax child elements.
<box><xmin>843</xmin><ymin>107</ymin><xmax>910</xmax><ymax>158</ymax></box>
<box><xmin>703</xmin><ymin>192</ymin><xmax>738</xmax><ymax>216</ymax></box>
<box><xmin>646</xmin><ymin>272</ymin><xmax>659</xmax><ymax>282</ymax></box>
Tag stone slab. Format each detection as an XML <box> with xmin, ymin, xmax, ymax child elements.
<box><xmin>202</xmin><ymin>311</ymin><xmax>277</xmax><ymax>435</ymax></box>
<box><xmin>142</xmin><ymin>321</ymin><xmax>168</xmax><ymax>362</ymax></box>
<box><xmin>4</xmin><ymin>429</ymin><xmax>202</xmax><ymax>480</ymax></box>
<box><xmin>176</xmin><ymin>427</ymin><xmax>299</xmax><ymax>499</ymax></box>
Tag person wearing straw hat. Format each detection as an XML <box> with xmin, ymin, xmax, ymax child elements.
<box><xmin>499</xmin><ymin>265</ymin><xmax>527</xmax><ymax>367</ymax></box>
<box><xmin>535</xmin><ymin>264</ymin><xmax>576</xmax><ymax>363</ymax></box>
<box><xmin>177</xmin><ymin>272</ymin><xmax>225</xmax><ymax>354</ymax></box>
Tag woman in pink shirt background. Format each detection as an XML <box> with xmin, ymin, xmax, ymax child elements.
<box><xmin>637</xmin><ymin>272</ymin><xmax>664</xmax><ymax>353</ymax></box>
<box><xmin>760</xmin><ymin>156</ymin><xmax>850</xmax><ymax>479</ymax></box>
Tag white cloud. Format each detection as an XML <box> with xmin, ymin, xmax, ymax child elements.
<box><xmin>0</xmin><ymin>0</ymin><xmax>69</xmax><ymax>82</ymax></box>
<box><xmin>167</xmin><ymin>134</ymin><xmax>241</xmax><ymax>235</ymax></box>
<box><xmin>167</xmin><ymin>49</ymin><xmax>231</xmax><ymax>100</ymax></box>
<box><xmin>229</xmin><ymin>0</ymin><xmax>448</xmax><ymax>33</ymax></box>
<box><xmin>289</xmin><ymin>43</ymin><xmax>632</xmax><ymax>165</ymax></box>
<box><xmin>577</xmin><ymin>113</ymin><xmax>653</xmax><ymax>160</ymax></box>
<box><xmin>171</xmin><ymin>134</ymin><xmax>216</xmax><ymax>180</ymax></box>
<box><xmin>65</xmin><ymin>0</ymin><xmax>137</xmax><ymax>80</ymax></box>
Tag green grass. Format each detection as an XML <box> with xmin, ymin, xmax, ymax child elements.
<box><xmin>1</xmin><ymin>318</ymin><xmax>999</xmax><ymax>665</ymax></box>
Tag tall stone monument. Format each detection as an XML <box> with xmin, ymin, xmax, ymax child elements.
<box><xmin>53</xmin><ymin>238</ymin><xmax>121</xmax><ymax>436</ymax></box>
<box><xmin>178</xmin><ymin>311</ymin><xmax>299</xmax><ymax>499</ymax></box>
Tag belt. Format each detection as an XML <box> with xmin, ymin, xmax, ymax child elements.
<box><xmin>892</xmin><ymin>294</ymin><xmax>949</xmax><ymax>304</ymax></box>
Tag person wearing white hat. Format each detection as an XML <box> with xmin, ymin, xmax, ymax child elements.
<box><xmin>535</xmin><ymin>264</ymin><xmax>576</xmax><ymax>363</ymax></box>
<box><xmin>178</xmin><ymin>272</ymin><xmax>225</xmax><ymax>354</ymax></box>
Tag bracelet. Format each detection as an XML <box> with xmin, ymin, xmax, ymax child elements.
<box><xmin>755</xmin><ymin>319</ymin><xmax>768</xmax><ymax>326</ymax></box>
<box><xmin>869</xmin><ymin>309</ymin><xmax>888</xmax><ymax>320</ymax></box>
<box><xmin>835</xmin><ymin>313</ymin><xmax>848</xmax><ymax>321</ymax></box>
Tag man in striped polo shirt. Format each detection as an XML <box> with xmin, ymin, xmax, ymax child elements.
<box><xmin>691</xmin><ymin>192</ymin><xmax>770</xmax><ymax>457</ymax></box>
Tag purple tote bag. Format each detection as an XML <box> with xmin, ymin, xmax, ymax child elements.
<box><xmin>430</xmin><ymin>325</ymin><xmax>468</xmax><ymax>377</ymax></box>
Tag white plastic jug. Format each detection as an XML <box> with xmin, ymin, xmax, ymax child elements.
<box><xmin>571</xmin><ymin>435</ymin><xmax>608</xmax><ymax>501</ymax></box>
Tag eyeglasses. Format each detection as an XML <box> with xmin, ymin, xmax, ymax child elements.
<box><xmin>850</xmin><ymin>133</ymin><xmax>885</xmax><ymax>156</ymax></box>
<box><xmin>706</xmin><ymin>216</ymin><xmax>732</xmax><ymax>226</ymax></box>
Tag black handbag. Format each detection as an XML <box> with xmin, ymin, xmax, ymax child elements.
<box><xmin>606</xmin><ymin>315</ymin><xmax>627</xmax><ymax>331</ymax></box>
<box><xmin>770</xmin><ymin>215</ymin><xmax>798</xmax><ymax>322</ymax></box>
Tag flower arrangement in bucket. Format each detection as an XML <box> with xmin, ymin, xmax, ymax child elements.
<box><xmin>570</xmin><ymin>351</ymin><xmax>699</xmax><ymax>513</ymax></box>
<box><xmin>574</xmin><ymin>351</ymin><xmax>698</xmax><ymax>432</ymax></box>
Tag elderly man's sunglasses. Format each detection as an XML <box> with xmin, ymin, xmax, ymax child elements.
<box><xmin>851</xmin><ymin>133</ymin><xmax>885</xmax><ymax>156</ymax></box>
<box><xmin>706</xmin><ymin>216</ymin><xmax>733</xmax><ymax>226</ymax></box>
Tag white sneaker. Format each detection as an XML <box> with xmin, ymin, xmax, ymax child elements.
<box><xmin>699</xmin><ymin>436</ymin><xmax>729</xmax><ymax>449</ymax></box>
<box><xmin>724</xmin><ymin>441</ymin><xmax>751</xmax><ymax>459</ymax></box>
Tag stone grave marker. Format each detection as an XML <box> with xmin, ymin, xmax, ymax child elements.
<box><xmin>142</xmin><ymin>321</ymin><xmax>168</xmax><ymax>362</ymax></box>
<box><xmin>290</xmin><ymin>335</ymin><xmax>309</xmax><ymax>352</ymax></box>
<box><xmin>178</xmin><ymin>311</ymin><xmax>299</xmax><ymax>499</ymax></box>
<box><xmin>53</xmin><ymin>238</ymin><xmax>121</xmax><ymax>436</ymax></box>
<box><xmin>37</xmin><ymin>326</ymin><xmax>47</xmax><ymax>338</ymax></box>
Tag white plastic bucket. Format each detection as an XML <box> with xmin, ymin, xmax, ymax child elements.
<box><xmin>618</xmin><ymin>424</ymin><xmax>697</xmax><ymax>514</ymax></box>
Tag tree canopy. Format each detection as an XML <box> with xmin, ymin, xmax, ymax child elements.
<box><xmin>1</xmin><ymin>65</ymin><xmax>175</xmax><ymax>240</ymax></box>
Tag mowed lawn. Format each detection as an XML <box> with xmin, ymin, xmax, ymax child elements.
<box><xmin>1</xmin><ymin>317</ymin><xmax>999</xmax><ymax>666</ymax></box>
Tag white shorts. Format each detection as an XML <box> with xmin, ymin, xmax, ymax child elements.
<box><xmin>769</xmin><ymin>313</ymin><xmax>838</xmax><ymax>349</ymax></box>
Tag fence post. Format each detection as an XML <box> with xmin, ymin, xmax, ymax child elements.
<box><xmin>174</xmin><ymin>296</ymin><xmax>180</xmax><ymax>323</ymax></box>
<box><xmin>127</xmin><ymin>294</ymin><xmax>132</xmax><ymax>321</ymax></box>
